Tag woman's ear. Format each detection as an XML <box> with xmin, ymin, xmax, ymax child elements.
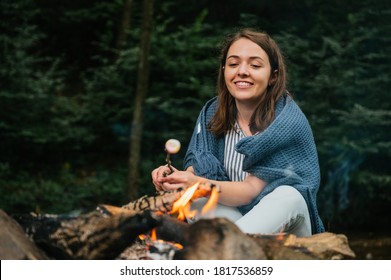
<box><xmin>268</xmin><ymin>69</ymin><xmax>278</xmax><ymax>86</ymax></box>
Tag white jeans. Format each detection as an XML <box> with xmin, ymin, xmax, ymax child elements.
<box><xmin>189</xmin><ymin>185</ymin><xmax>312</xmax><ymax>237</ymax></box>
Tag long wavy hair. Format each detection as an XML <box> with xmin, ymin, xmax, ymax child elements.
<box><xmin>209</xmin><ymin>28</ymin><xmax>289</xmax><ymax>136</ymax></box>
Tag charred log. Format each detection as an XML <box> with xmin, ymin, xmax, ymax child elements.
<box><xmin>16</xmin><ymin>210</ymin><xmax>160</xmax><ymax>260</ymax></box>
<box><xmin>154</xmin><ymin>217</ymin><xmax>354</xmax><ymax>260</ymax></box>
<box><xmin>174</xmin><ymin>218</ymin><xmax>269</xmax><ymax>260</ymax></box>
<box><xmin>155</xmin><ymin>215</ymin><xmax>189</xmax><ymax>244</ymax></box>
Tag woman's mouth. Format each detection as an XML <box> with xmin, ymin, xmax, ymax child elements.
<box><xmin>235</xmin><ymin>81</ymin><xmax>253</xmax><ymax>88</ymax></box>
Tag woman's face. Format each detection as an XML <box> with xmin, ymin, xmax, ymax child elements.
<box><xmin>224</xmin><ymin>38</ymin><xmax>273</xmax><ymax>105</ymax></box>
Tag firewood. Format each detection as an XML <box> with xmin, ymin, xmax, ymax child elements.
<box><xmin>282</xmin><ymin>232</ymin><xmax>356</xmax><ymax>259</ymax></box>
<box><xmin>17</xmin><ymin>210</ymin><xmax>161</xmax><ymax>260</ymax></box>
<box><xmin>97</xmin><ymin>181</ymin><xmax>216</xmax><ymax>216</ymax></box>
<box><xmin>11</xmin><ymin>181</ymin><xmax>355</xmax><ymax>260</ymax></box>
<box><xmin>0</xmin><ymin>209</ymin><xmax>49</xmax><ymax>260</ymax></box>
<box><xmin>174</xmin><ymin>217</ymin><xmax>268</xmax><ymax>260</ymax></box>
<box><xmin>96</xmin><ymin>189</ymin><xmax>184</xmax><ymax>216</ymax></box>
<box><xmin>173</xmin><ymin>218</ymin><xmax>315</xmax><ymax>260</ymax></box>
<box><xmin>97</xmin><ymin>189</ymin><xmax>184</xmax><ymax>216</ymax></box>
<box><xmin>155</xmin><ymin>214</ymin><xmax>189</xmax><ymax>244</ymax></box>
<box><xmin>154</xmin><ymin>217</ymin><xmax>355</xmax><ymax>260</ymax></box>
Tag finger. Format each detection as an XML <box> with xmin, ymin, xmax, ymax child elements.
<box><xmin>152</xmin><ymin>179</ymin><xmax>162</xmax><ymax>191</ymax></box>
<box><xmin>153</xmin><ymin>166</ymin><xmax>168</xmax><ymax>182</ymax></box>
<box><xmin>151</xmin><ymin>170</ymin><xmax>157</xmax><ymax>183</ymax></box>
<box><xmin>159</xmin><ymin>172</ymin><xmax>180</xmax><ymax>184</ymax></box>
<box><xmin>157</xmin><ymin>167</ymin><xmax>173</xmax><ymax>181</ymax></box>
<box><xmin>151</xmin><ymin>169</ymin><xmax>162</xmax><ymax>189</ymax></box>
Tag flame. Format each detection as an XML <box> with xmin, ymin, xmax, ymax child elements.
<box><xmin>171</xmin><ymin>183</ymin><xmax>199</xmax><ymax>212</ymax></box>
<box><xmin>170</xmin><ymin>183</ymin><xmax>198</xmax><ymax>220</ymax></box>
<box><xmin>138</xmin><ymin>234</ymin><xmax>146</xmax><ymax>240</ymax></box>
<box><xmin>276</xmin><ymin>225</ymin><xmax>286</xmax><ymax>241</ymax></box>
<box><xmin>174</xmin><ymin>243</ymin><xmax>183</xmax><ymax>250</ymax></box>
<box><xmin>276</xmin><ymin>233</ymin><xmax>285</xmax><ymax>241</ymax></box>
<box><xmin>201</xmin><ymin>186</ymin><xmax>219</xmax><ymax>214</ymax></box>
<box><xmin>139</xmin><ymin>182</ymin><xmax>219</xmax><ymax>256</ymax></box>
<box><xmin>151</xmin><ymin>228</ymin><xmax>157</xmax><ymax>241</ymax></box>
<box><xmin>138</xmin><ymin>228</ymin><xmax>158</xmax><ymax>242</ymax></box>
<box><xmin>170</xmin><ymin>182</ymin><xmax>219</xmax><ymax>220</ymax></box>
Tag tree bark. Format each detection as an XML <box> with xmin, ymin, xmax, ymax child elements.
<box><xmin>128</xmin><ymin>0</ymin><xmax>154</xmax><ymax>200</ymax></box>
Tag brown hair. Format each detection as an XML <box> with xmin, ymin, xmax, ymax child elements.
<box><xmin>209</xmin><ymin>28</ymin><xmax>289</xmax><ymax>136</ymax></box>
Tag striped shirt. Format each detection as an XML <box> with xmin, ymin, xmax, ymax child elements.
<box><xmin>224</xmin><ymin>122</ymin><xmax>248</xmax><ymax>181</ymax></box>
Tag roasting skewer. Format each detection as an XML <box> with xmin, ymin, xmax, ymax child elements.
<box><xmin>163</xmin><ymin>139</ymin><xmax>181</xmax><ymax>176</ymax></box>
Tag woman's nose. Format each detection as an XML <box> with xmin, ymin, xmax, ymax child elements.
<box><xmin>237</xmin><ymin>63</ymin><xmax>249</xmax><ymax>76</ymax></box>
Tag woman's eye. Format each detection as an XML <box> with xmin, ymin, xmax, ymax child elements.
<box><xmin>228</xmin><ymin>63</ymin><xmax>238</xmax><ymax>67</ymax></box>
<box><xmin>251</xmin><ymin>64</ymin><xmax>261</xmax><ymax>68</ymax></box>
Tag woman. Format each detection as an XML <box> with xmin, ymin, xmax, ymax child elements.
<box><xmin>152</xmin><ymin>28</ymin><xmax>324</xmax><ymax>236</ymax></box>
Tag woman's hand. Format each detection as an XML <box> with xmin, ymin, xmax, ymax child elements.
<box><xmin>152</xmin><ymin>166</ymin><xmax>199</xmax><ymax>192</ymax></box>
<box><xmin>151</xmin><ymin>165</ymin><xmax>179</xmax><ymax>191</ymax></box>
<box><xmin>158</xmin><ymin>170</ymin><xmax>199</xmax><ymax>191</ymax></box>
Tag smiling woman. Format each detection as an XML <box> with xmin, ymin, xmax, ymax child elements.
<box><xmin>151</xmin><ymin>28</ymin><xmax>324</xmax><ymax>237</ymax></box>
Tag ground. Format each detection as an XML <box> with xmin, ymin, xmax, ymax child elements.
<box><xmin>343</xmin><ymin>230</ymin><xmax>391</xmax><ymax>260</ymax></box>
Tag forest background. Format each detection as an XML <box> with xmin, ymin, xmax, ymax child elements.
<box><xmin>0</xmin><ymin>0</ymin><xmax>390</xmax><ymax>249</ymax></box>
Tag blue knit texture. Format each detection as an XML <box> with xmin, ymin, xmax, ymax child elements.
<box><xmin>184</xmin><ymin>95</ymin><xmax>325</xmax><ymax>234</ymax></box>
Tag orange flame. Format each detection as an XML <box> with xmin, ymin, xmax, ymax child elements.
<box><xmin>174</xmin><ymin>243</ymin><xmax>183</xmax><ymax>250</ymax></box>
<box><xmin>171</xmin><ymin>183</ymin><xmax>198</xmax><ymax>220</ymax></box>
<box><xmin>138</xmin><ymin>234</ymin><xmax>146</xmax><ymax>240</ymax></box>
<box><xmin>201</xmin><ymin>186</ymin><xmax>219</xmax><ymax>215</ymax></box>
<box><xmin>138</xmin><ymin>182</ymin><xmax>219</xmax><ymax>254</ymax></box>
<box><xmin>170</xmin><ymin>182</ymin><xmax>219</xmax><ymax>220</ymax></box>
<box><xmin>138</xmin><ymin>228</ymin><xmax>158</xmax><ymax>242</ymax></box>
<box><xmin>276</xmin><ymin>234</ymin><xmax>285</xmax><ymax>241</ymax></box>
<box><xmin>151</xmin><ymin>228</ymin><xmax>157</xmax><ymax>241</ymax></box>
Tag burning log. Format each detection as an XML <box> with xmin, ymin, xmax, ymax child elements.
<box><xmin>12</xmin><ymin>182</ymin><xmax>216</xmax><ymax>260</ymax></box>
<box><xmin>155</xmin><ymin>215</ymin><xmax>189</xmax><ymax>244</ymax></box>
<box><xmin>97</xmin><ymin>190</ymin><xmax>184</xmax><ymax>216</ymax></box>
<box><xmin>172</xmin><ymin>218</ymin><xmax>317</xmax><ymax>260</ymax></box>
<box><xmin>16</xmin><ymin>210</ymin><xmax>160</xmax><ymax>260</ymax></box>
<box><xmin>174</xmin><ymin>217</ymin><xmax>270</xmax><ymax>260</ymax></box>
<box><xmin>10</xmin><ymin>180</ymin><xmax>355</xmax><ymax>260</ymax></box>
<box><xmin>98</xmin><ymin>181</ymin><xmax>217</xmax><ymax>217</ymax></box>
<box><xmin>154</xmin><ymin>217</ymin><xmax>355</xmax><ymax>260</ymax></box>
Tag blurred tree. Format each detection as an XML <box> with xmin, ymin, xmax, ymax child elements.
<box><xmin>113</xmin><ymin>0</ymin><xmax>134</xmax><ymax>61</ymax></box>
<box><xmin>128</xmin><ymin>0</ymin><xmax>154</xmax><ymax>200</ymax></box>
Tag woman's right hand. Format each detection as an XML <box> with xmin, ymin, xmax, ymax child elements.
<box><xmin>151</xmin><ymin>165</ymin><xmax>179</xmax><ymax>191</ymax></box>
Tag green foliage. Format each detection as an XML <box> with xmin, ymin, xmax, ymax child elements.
<box><xmin>0</xmin><ymin>0</ymin><xmax>127</xmax><ymax>213</ymax></box>
<box><xmin>274</xmin><ymin>0</ymin><xmax>391</xmax><ymax>227</ymax></box>
<box><xmin>0</xmin><ymin>162</ymin><xmax>127</xmax><ymax>214</ymax></box>
<box><xmin>144</xmin><ymin>13</ymin><xmax>223</xmax><ymax>153</ymax></box>
<box><xmin>0</xmin><ymin>0</ymin><xmax>96</xmax><ymax>168</ymax></box>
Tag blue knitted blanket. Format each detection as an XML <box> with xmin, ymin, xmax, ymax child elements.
<box><xmin>184</xmin><ymin>95</ymin><xmax>325</xmax><ymax>234</ymax></box>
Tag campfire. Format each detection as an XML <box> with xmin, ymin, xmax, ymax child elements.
<box><xmin>132</xmin><ymin>181</ymin><xmax>220</xmax><ymax>260</ymax></box>
<box><xmin>3</xmin><ymin>179</ymin><xmax>356</xmax><ymax>260</ymax></box>
<box><xmin>1</xmin><ymin>140</ymin><xmax>356</xmax><ymax>260</ymax></box>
